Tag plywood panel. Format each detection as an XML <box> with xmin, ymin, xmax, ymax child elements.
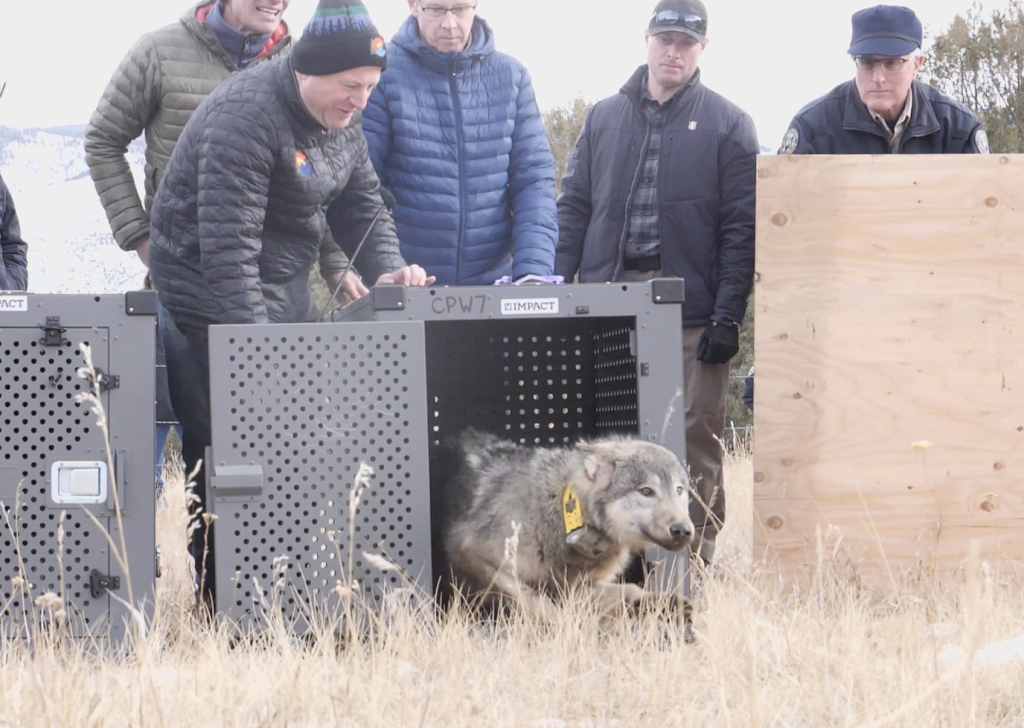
<box><xmin>754</xmin><ymin>154</ymin><xmax>1024</xmax><ymax>582</ymax></box>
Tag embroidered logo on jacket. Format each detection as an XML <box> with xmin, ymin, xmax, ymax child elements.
<box><xmin>295</xmin><ymin>151</ymin><xmax>313</xmax><ymax>177</ymax></box>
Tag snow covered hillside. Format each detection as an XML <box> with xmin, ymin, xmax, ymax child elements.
<box><xmin>0</xmin><ymin>125</ymin><xmax>148</xmax><ymax>294</ymax></box>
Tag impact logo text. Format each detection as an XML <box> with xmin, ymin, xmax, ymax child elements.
<box><xmin>500</xmin><ymin>298</ymin><xmax>559</xmax><ymax>316</ymax></box>
<box><xmin>0</xmin><ymin>297</ymin><xmax>28</xmax><ymax>312</ymax></box>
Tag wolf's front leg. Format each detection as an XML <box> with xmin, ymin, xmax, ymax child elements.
<box><xmin>592</xmin><ymin>582</ymin><xmax>647</xmax><ymax>619</ymax></box>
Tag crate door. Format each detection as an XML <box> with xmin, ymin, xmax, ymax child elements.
<box><xmin>208</xmin><ymin>321</ymin><xmax>431</xmax><ymax>627</ymax></box>
<box><xmin>1</xmin><ymin>327</ymin><xmax>115</xmax><ymax>635</ymax></box>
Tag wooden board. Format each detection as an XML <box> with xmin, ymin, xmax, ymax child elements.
<box><xmin>754</xmin><ymin>154</ymin><xmax>1024</xmax><ymax>582</ymax></box>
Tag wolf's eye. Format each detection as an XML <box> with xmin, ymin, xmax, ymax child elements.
<box><xmin>677</xmin><ymin>486</ymin><xmax>684</xmax><ymax>496</ymax></box>
<box><xmin>638</xmin><ymin>486</ymin><xmax>655</xmax><ymax>497</ymax></box>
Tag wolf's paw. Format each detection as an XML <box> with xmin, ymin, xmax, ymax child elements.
<box><xmin>630</xmin><ymin>591</ymin><xmax>691</xmax><ymax>623</ymax></box>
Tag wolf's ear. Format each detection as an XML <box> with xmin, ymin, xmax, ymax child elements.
<box><xmin>583</xmin><ymin>453</ymin><xmax>615</xmax><ymax>483</ymax></box>
<box><xmin>577</xmin><ymin>442</ymin><xmax>619</xmax><ymax>482</ymax></box>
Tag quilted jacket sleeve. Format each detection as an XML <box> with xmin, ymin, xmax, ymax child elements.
<box><xmin>554</xmin><ymin>109</ymin><xmax>594</xmax><ymax>280</ymax></box>
<box><xmin>84</xmin><ymin>35</ymin><xmax>160</xmax><ymax>251</ymax></box>
<box><xmin>325</xmin><ymin>139</ymin><xmax>406</xmax><ymax>285</ymax></box>
<box><xmin>196</xmin><ymin>105</ymin><xmax>277</xmax><ymax>325</ymax></box>
<box><xmin>0</xmin><ymin>172</ymin><xmax>28</xmax><ymax>291</ymax></box>
<box><xmin>507</xmin><ymin>67</ymin><xmax>558</xmax><ymax>279</ymax></box>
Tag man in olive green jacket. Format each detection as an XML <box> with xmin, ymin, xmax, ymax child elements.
<box><xmin>85</xmin><ymin>0</ymin><xmax>291</xmax><ymax>266</ymax></box>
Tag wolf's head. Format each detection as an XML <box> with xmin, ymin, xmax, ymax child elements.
<box><xmin>576</xmin><ymin>439</ymin><xmax>694</xmax><ymax>552</ymax></box>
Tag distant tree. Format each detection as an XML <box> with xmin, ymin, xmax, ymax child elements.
<box><xmin>927</xmin><ymin>0</ymin><xmax>1024</xmax><ymax>152</ymax></box>
<box><xmin>724</xmin><ymin>294</ymin><xmax>754</xmax><ymax>448</ymax></box>
<box><xmin>543</xmin><ymin>96</ymin><xmax>592</xmax><ymax>195</ymax></box>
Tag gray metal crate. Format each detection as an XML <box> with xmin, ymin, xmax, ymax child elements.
<box><xmin>333</xmin><ymin>281</ymin><xmax>690</xmax><ymax>594</ymax></box>
<box><xmin>0</xmin><ymin>292</ymin><xmax>158</xmax><ymax>641</ymax></box>
<box><xmin>205</xmin><ymin>281</ymin><xmax>689</xmax><ymax>628</ymax></box>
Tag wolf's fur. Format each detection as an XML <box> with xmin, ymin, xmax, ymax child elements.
<box><xmin>439</xmin><ymin>429</ymin><xmax>694</xmax><ymax>620</ymax></box>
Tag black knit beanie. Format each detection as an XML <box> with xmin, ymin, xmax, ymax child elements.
<box><xmin>292</xmin><ymin>0</ymin><xmax>387</xmax><ymax>75</ymax></box>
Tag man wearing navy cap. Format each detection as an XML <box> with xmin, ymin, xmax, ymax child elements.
<box><xmin>780</xmin><ymin>5</ymin><xmax>987</xmax><ymax>154</ymax></box>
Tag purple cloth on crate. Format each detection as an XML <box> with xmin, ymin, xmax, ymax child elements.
<box><xmin>493</xmin><ymin>275</ymin><xmax>565</xmax><ymax>286</ymax></box>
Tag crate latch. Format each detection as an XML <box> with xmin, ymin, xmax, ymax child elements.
<box><xmin>90</xmin><ymin>570</ymin><xmax>121</xmax><ymax>598</ymax></box>
<box><xmin>39</xmin><ymin>316</ymin><xmax>69</xmax><ymax>347</ymax></box>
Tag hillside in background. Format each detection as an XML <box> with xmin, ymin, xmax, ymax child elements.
<box><xmin>0</xmin><ymin>125</ymin><xmax>147</xmax><ymax>294</ymax></box>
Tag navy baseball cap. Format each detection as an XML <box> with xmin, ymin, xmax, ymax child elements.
<box><xmin>649</xmin><ymin>0</ymin><xmax>708</xmax><ymax>43</ymax></box>
<box><xmin>848</xmin><ymin>5</ymin><xmax>923</xmax><ymax>57</ymax></box>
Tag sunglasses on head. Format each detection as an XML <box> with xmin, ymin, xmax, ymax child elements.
<box><xmin>651</xmin><ymin>9</ymin><xmax>707</xmax><ymax>36</ymax></box>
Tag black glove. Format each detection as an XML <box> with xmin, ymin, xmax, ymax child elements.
<box><xmin>696</xmin><ymin>321</ymin><xmax>739</xmax><ymax>364</ymax></box>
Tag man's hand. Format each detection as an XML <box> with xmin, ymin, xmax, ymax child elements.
<box><xmin>339</xmin><ymin>271</ymin><xmax>369</xmax><ymax>302</ymax></box>
<box><xmin>135</xmin><ymin>239</ymin><xmax>150</xmax><ymax>267</ymax></box>
<box><xmin>375</xmin><ymin>265</ymin><xmax>435</xmax><ymax>287</ymax></box>
<box><xmin>324</xmin><ymin>270</ymin><xmax>369</xmax><ymax>303</ymax></box>
<box><xmin>696</xmin><ymin>321</ymin><xmax>739</xmax><ymax>364</ymax></box>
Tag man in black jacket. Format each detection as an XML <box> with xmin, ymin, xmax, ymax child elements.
<box><xmin>556</xmin><ymin>0</ymin><xmax>758</xmax><ymax>565</ymax></box>
<box><xmin>779</xmin><ymin>5</ymin><xmax>987</xmax><ymax>155</ymax></box>
<box><xmin>0</xmin><ymin>171</ymin><xmax>27</xmax><ymax>292</ymax></box>
<box><xmin>149</xmin><ymin>0</ymin><xmax>433</xmax><ymax>608</ymax></box>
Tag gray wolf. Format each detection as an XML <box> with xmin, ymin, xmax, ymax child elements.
<box><xmin>439</xmin><ymin>428</ymin><xmax>694</xmax><ymax>621</ymax></box>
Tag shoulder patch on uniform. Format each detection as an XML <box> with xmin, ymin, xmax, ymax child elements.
<box><xmin>779</xmin><ymin>127</ymin><xmax>799</xmax><ymax>155</ymax></box>
<box><xmin>975</xmin><ymin>130</ymin><xmax>990</xmax><ymax>154</ymax></box>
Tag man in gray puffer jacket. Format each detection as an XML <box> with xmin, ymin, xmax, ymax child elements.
<box><xmin>149</xmin><ymin>0</ymin><xmax>434</xmax><ymax>608</ymax></box>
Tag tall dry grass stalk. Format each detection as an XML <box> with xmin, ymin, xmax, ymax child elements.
<box><xmin>4</xmin><ymin>427</ymin><xmax>1024</xmax><ymax>725</ymax></box>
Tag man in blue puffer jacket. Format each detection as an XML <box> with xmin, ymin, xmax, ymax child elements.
<box><xmin>362</xmin><ymin>1</ymin><xmax>558</xmax><ymax>286</ymax></box>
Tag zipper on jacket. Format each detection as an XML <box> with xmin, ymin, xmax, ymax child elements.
<box><xmin>316</xmin><ymin>131</ymin><xmax>340</xmax><ymax>246</ymax></box>
<box><xmin>450</xmin><ymin>59</ymin><xmax>467</xmax><ymax>284</ymax></box>
<box><xmin>614</xmin><ymin>121</ymin><xmax>651</xmax><ymax>281</ymax></box>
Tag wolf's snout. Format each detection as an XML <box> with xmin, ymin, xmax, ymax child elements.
<box><xmin>669</xmin><ymin>522</ymin><xmax>694</xmax><ymax>544</ymax></box>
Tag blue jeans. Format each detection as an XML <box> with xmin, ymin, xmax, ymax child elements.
<box><xmin>159</xmin><ymin>302</ymin><xmax>215</xmax><ymax>606</ymax></box>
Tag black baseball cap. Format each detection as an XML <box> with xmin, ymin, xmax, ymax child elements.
<box><xmin>649</xmin><ymin>0</ymin><xmax>708</xmax><ymax>43</ymax></box>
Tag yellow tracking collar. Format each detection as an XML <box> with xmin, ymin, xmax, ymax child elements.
<box><xmin>561</xmin><ymin>483</ymin><xmax>584</xmax><ymax>535</ymax></box>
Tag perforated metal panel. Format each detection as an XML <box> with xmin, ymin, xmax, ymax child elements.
<box><xmin>208</xmin><ymin>322</ymin><xmax>430</xmax><ymax>626</ymax></box>
<box><xmin>421</xmin><ymin>318</ymin><xmax>640</xmax><ymax>450</ymax></box>
<box><xmin>1</xmin><ymin>294</ymin><xmax>157</xmax><ymax>641</ymax></box>
<box><xmin>1</xmin><ymin>333</ymin><xmax>111</xmax><ymax>629</ymax></box>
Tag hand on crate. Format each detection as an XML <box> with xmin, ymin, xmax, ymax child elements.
<box><xmin>375</xmin><ymin>264</ymin><xmax>436</xmax><ymax>288</ymax></box>
<box><xmin>337</xmin><ymin>271</ymin><xmax>369</xmax><ymax>302</ymax></box>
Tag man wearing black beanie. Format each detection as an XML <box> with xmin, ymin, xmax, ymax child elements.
<box><xmin>148</xmin><ymin>0</ymin><xmax>434</xmax><ymax>610</ymax></box>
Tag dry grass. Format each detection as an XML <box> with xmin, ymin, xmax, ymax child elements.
<box><xmin>3</xmin><ymin>443</ymin><xmax>1024</xmax><ymax>727</ymax></box>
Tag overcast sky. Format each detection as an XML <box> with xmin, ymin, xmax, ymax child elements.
<box><xmin>0</xmin><ymin>0</ymin><xmax>989</xmax><ymax>148</ymax></box>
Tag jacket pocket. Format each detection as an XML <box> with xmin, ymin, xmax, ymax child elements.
<box><xmin>660</xmin><ymin>130</ymin><xmax>719</xmax><ymax>202</ymax></box>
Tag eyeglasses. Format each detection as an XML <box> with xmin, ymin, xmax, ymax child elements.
<box><xmin>417</xmin><ymin>2</ymin><xmax>476</xmax><ymax>19</ymax></box>
<box><xmin>650</xmin><ymin>9</ymin><xmax>707</xmax><ymax>37</ymax></box>
<box><xmin>853</xmin><ymin>56</ymin><xmax>912</xmax><ymax>73</ymax></box>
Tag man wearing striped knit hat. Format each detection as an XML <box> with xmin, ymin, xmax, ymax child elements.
<box><xmin>149</xmin><ymin>0</ymin><xmax>434</xmax><ymax>611</ymax></box>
